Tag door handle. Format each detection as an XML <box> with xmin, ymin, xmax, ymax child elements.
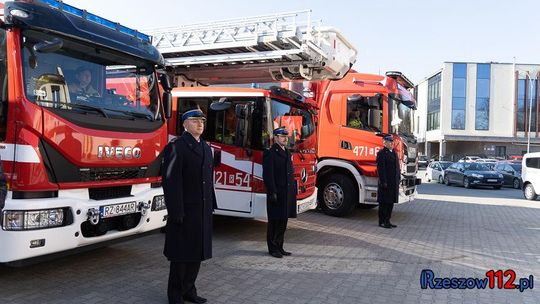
<box><xmin>213</xmin><ymin>150</ymin><xmax>222</xmax><ymax>166</ymax></box>
<box><xmin>340</xmin><ymin>141</ymin><xmax>352</xmax><ymax>150</ymax></box>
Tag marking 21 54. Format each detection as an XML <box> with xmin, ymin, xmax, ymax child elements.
<box><xmin>214</xmin><ymin>171</ymin><xmax>250</xmax><ymax>188</ymax></box>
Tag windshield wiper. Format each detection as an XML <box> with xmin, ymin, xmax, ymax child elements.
<box><xmin>102</xmin><ymin>107</ymin><xmax>155</xmax><ymax>121</ymax></box>
<box><xmin>37</xmin><ymin>101</ymin><xmax>108</xmax><ymax>118</ymax></box>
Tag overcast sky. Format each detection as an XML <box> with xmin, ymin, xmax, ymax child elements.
<box><xmin>66</xmin><ymin>0</ymin><xmax>540</xmax><ymax>83</ymax></box>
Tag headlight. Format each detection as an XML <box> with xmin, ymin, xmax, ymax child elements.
<box><xmin>471</xmin><ymin>173</ymin><xmax>484</xmax><ymax>178</ymax></box>
<box><xmin>2</xmin><ymin>208</ymin><xmax>66</xmax><ymax>231</ymax></box>
<box><xmin>151</xmin><ymin>195</ymin><xmax>166</xmax><ymax>211</ymax></box>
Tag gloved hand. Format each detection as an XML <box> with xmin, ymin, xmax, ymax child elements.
<box><xmin>268</xmin><ymin>193</ymin><xmax>278</xmax><ymax>204</ymax></box>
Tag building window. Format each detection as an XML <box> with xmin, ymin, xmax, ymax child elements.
<box><xmin>495</xmin><ymin>146</ymin><xmax>506</xmax><ymax>157</ymax></box>
<box><xmin>427</xmin><ymin>73</ymin><xmax>441</xmax><ymax>131</ymax></box>
<box><xmin>517</xmin><ymin>79</ymin><xmax>526</xmax><ymax>132</ymax></box>
<box><xmin>517</xmin><ymin>78</ymin><xmax>538</xmax><ymax>133</ymax></box>
<box><xmin>452</xmin><ymin>63</ymin><xmax>467</xmax><ymax>129</ymax></box>
<box><xmin>475</xmin><ymin>64</ymin><xmax>490</xmax><ymax>130</ymax></box>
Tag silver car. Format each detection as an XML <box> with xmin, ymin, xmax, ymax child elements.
<box><xmin>425</xmin><ymin>161</ymin><xmax>453</xmax><ymax>183</ymax></box>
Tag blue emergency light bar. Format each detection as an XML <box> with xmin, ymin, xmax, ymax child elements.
<box><xmin>39</xmin><ymin>0</ymin><xmax>151</xmax><ymax>43</ymax></box>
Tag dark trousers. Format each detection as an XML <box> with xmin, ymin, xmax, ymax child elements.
<box><xmin>378</xmin><ymin>203</ymin><xmax>394</xmax><ymax>224</ymax></box>
<box><xmin>168</xmin><ymin>261</ymin><xmax>201</xmax><ymax>304</ymax></box>
<box><xmin>267</xmin><ymin>219</ymin><xmax>288</xmax><ymax>253</ymax></box>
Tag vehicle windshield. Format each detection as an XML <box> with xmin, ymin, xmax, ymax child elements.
<box><xmin>464</xmin><ymin>163</ymin><xmax>491</xmax><ymax>171</ymax></box>
<box><xmin>510</xmin><ymin>164</ymin><xmax>522</xmax><ymax>171</ymax></box>
<box><xmin>22</xmin><ymin>30</ymin><xmax>161</xmax><ymax>121</ymax></box>
<box><xmin>419</xmin><ymin>155</ymin><xmax>428</xmax><ymax>161</ymax></box>
<box><xmin>440</xmin><ymin>162</ymin><xmax>452</xmax><ymax>169</ymax></box>
<box><xmin>269</xmin><ymin>99</ymin><xmax>315</xmax><ymax>152</ymax></box>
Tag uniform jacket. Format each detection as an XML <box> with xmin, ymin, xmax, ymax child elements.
<box><xmin>262</xmin><ymin>143</ymin><xmax>297</xmax><ymax>220</ymax></box>
<box><xmin>376</xmin><ymin>147</ymin><xmax>400</xmax><ymax>204</ymax></box>
<box><xmin>162</xmin><ymin>131</ymin><xmax>216</xmax><ymax>262</ymax></box>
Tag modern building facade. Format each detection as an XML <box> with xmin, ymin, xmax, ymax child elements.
<box><xmin>414</xmin><ymin>62</ymin><xmax>540</xmax><ymax>161</ymax></box>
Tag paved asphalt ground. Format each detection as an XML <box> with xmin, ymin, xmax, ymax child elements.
<box><xmin>1</xmin><ymin>170</ymin><xmax>540</xmax><ymax>304</ymax></box>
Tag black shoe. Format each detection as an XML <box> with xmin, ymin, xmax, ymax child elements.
<box><xmin>269</xmin><ymin>251</ymin><xmax>283</xmax><ymax>258</ymax></box>
<box><xmin>379</xmin><ymin>223</ymin><xmax>392</xmax><ymax>229</ymax></box>
<box><xmin>389</xmin><ymin>222</ymin><xmax>397</xmax><ymax>228</ymax></box>
<box><xmin>183</xmin><ymin>294</ymin><xmax>207</xmax><ymax>304</ymax></box>
<box><xmin>280</xmin><ymin>249</ymin><xmax>292</xmax><ymax>256</ymax></box>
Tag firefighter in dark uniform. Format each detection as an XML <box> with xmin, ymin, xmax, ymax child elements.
<box><xmin>162</xmin><ymin>108</ymin><xmax>216</xmax><ymax>304</ymax></box>
<box><xmin>262</xmin><ymin>127</ymin><xmax>297</xmax><ymax>258</ymax></box>
<box><xmin>376</xmin><ymin>135</ymin><xmax>400</xmax><ymax>229</ymax></box>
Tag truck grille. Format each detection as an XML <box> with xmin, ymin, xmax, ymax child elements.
<box><xmin>89</xmin><ymin>186</ymin><xmax>132</xmax><ymax>200</ymax></box>
<box><xmin>80</xmin><ymin>167</ymin><xmax>147</xmax><ymax>182</ymax></box>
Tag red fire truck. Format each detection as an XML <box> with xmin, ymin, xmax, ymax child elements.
<box><xmin>308</xmin><ymin>71</ymin><xmax>421</xmax><ymax>216</ymax></box>
<box><xmin>169</xmin><ymin>86</ymin><xmax>319</xmax><ymax>218</ymax></box>
<box><xmin>0</xmin><ymin>0</ymin><xmax>172</xmax><ymax>263</ymax></box>
<box><xmin>148</xmin><ymin>10</ymin><xmax>357</xmax><ymax>219</ymax></box>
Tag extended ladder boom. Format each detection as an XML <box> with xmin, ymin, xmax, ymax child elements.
<box><xmin>147</xmin><ymin>10</ymin><xmax>357</xmax><ymax>85</ymax></box>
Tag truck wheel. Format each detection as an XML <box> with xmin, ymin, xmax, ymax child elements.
<box><xmin>513</xmin><ymin>178</ymin><xmax>521</xmax><ymax>189</ymax></box>
<box><xmin>318</xmin><ymin>174</ymin><xmax>357</xmax><ymax>217</ymax></box>
<box><xmin>524</xmin><ymin>183</ymin><xmax>538</xmax><ymax>200</ymax></box>
<box><xmin>358</xmin><ymin>204</ymin><xmax>377</xmax><ymax>209</ymax></box>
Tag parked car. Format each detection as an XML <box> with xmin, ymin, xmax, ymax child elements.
<box><xmin>425</xmin><ymin>161</ymin><xmax>453</xmax><ymax>183</ymax></box>
<box><xmin>522</xmin><ymin>153</ymin><xmax>540</xmax><ymax>200</ymax></box>
<box><xmin>495</xmin><ymin>161</ymin><xmax>522</xmax><ymax>189</ymax></box>
<box><xmin>458</xmin><ymin>156</ymin><xmax>481</xmax><ymax>163</ymax></box>
<box><xmin>444</xmin><ymin>162</ymin><xmax>504</xmax><ymax>189</ymax></box>
<box><xmin>418</xmin><ymin>155</ymin><xmax>429</xmax><ymax>168</ymax></box>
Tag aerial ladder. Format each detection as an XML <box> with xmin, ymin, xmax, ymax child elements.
<box><xmin>146</xmin><ymin>10</ymin><xmax>358</xmax><ymax>85</ymax></box>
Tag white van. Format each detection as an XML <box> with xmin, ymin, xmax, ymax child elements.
<box><xmin>522</xmin><ymin>152</ymin><xmax>540</xmax><ymax>200</ymax></box>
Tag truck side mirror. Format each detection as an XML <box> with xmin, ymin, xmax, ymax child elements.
<box><xmin>159</xmin><ymin>73</ymin><xmax>172</xmax><ymax>91</ymax></box>
<box><xmin>368</xmin><ymin>109</ymin><xmax>382</xmax><ymax>129</ymax></box>
<box><xmin>163</xmin><ymin>92</ymin><xmax>172</xmax><ymax>119</ymax></box>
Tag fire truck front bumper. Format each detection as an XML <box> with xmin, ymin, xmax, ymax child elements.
<box><xmin>0</xmin><ymin>184</ymin><xmax>166</xmax><ymax>263</ymax></box>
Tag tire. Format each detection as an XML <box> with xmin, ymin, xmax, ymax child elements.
<box><xmin>523</xmin><ymin>183</ymin><xmax>538</xmax><ymax>200</ymax></box>
<box><xmin>358</xmin><ymin>204</ymin><xmax>377</xmax><ymax>209</ymax></box>
<box><xmin>444</xmin><ymin>176</ymin><xmax>451</xmax><ymax>186</ymax></box>
<box><xmin>463</xmin><ymin>177</ymin><xmax>471</xmax><ymax>189</ymax></box>
<box><xmin>438</xmin><ymin>175</ymin><xmax>443</xmax><ymax>184</ymax></box>
<box><xmin>513</xmin><ymin>178</ymin><xmax>521</xmax><ymax>189</ymax></box>
<box><xmin>318</xmin><ymin>174</ymin><xmax>357</xmax><ymax>217</ymax></box>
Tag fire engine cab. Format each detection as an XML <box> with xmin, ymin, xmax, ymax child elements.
<box><xmin>0</xmin><ymin>0</ymin><xmax>171</xmax><ymax>263</ymax></box>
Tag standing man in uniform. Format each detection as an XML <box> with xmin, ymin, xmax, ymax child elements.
<box><xmin>262</xmin><ymin>127</ymin><xmax>297</xmax><ymax>258</ymax></box>
<box><xmin>162</xmin><ymin>108</ymin><xmax>216</xmax><ymax>304</ymax></box>
<box><xmin>376</xmin><ymin>135</ymin><xmax>400</xmax><ymax>229</ymax></box>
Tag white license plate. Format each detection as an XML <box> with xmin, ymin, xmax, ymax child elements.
<box><xmin>100</xmin><ymin>201</ymin><xmax>137</xmax><ymax>218</ymax></box>
<box><xmin>487</xmin><ymin>179</ymin><xmax>497</xmax><ymax>182</ymax></box>
<box><xmin>297</xmin><ymin>197</ymin><xmax>316</xmax><ymax>214</ymax></box>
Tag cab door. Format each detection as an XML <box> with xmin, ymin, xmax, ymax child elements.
<box><xmin>211</xmin><ymin>102</ymin><xmax>255</xmax><ymax>214</ymax></box>
<box><xmin>338</xmin><ymin>93</ymin><xmax>383</xmax><ymax>162</ymax></box>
